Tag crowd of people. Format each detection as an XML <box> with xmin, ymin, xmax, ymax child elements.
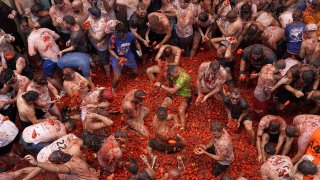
<box><xmin>1</xmin><ymin>0</ymin><xmax>320</xmax><ymax>179</ymax></box>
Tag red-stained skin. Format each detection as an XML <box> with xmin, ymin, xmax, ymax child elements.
<box><xmin>16</xmin><ymin>48</ymin><xmax>304</xmax><ymax>180</ymax></box>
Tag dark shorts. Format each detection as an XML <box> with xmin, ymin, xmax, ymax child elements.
<box><xmin>268</xmin><ymin>132</ymin><xmax>280</xmax><ymax>143</ymax></box>
<box><xmin>167</xmin><ymin>95</ymin><xmax>192</xmax><ymax>107</ymax></box>
<box><xmin>148</xmin><ymin>31</ymin><xmax>166</xmax><ymax>46</ymax></box>
<box><xmin>205</xmin><ymin>145</ymin><xmax>229</xmax><ymax>177</ymax></box>
<box><xmin>43</xmin><ymin>59</ymin><xmax>57</xmax><ymax>78</ymax></box>
<box><xmin>96</xmin><ymin>49</ymin><xmax>110</xmax><ymax>65</ymax></box>
<box><xmin>148</xmin><ymin>137</ymin><xmax>185</xmax><ymax>154</ymax></box>
<box><xmin>20</xmin><ymin>135</ymin><xmax>50</xmax><ymax>154</ymax></box>
<box><xmin>19</xmin><ymin>118</ymin><xmax>33</xmax><ymax>129</ymax></box>
<box><xmin>57</xmin><ymin>52</ymin><xmax>91</xmax><ymax>78</ymax></box>
<box><xmin>0</xmin><ymin>105</ymin><xmax>17</xmax><ymax>123</ymax></box>
<box><xmin>231</xmin><ymin>114</ymin><xmax>251</xmax><ymax>121</ymax></box>
<box><xmin>111</xmin><ymin>53</ymin><xmax>137</xmax><ymax>73</ymax></box>
<box><xmin>35</xmin><ymin>104</ymin><xmax>53</xmax><ymax>119</ymax></box>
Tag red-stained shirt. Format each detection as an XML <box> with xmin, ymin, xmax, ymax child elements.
<box><xmin>260</xmin><ymin>155</ymin><xmax>293</xmax><ymax>179</ymax></box>
<box><xmin>212</xmin><ymin>129</ymin><xmax>234</xmax><ymax>165</ymax></box>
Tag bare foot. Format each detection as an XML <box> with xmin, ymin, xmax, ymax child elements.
<box><xmin>177</xmin><ymin>155</ymin><xmax>185</xmax><ymax>172</ymax></box>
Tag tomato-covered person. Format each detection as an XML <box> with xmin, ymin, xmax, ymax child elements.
<box><xmin>194</xmin><ymin>122</ymin><xmax>234</xmax><ymax>177</ymax></box>
<box><xmin>1</xmin><ymin>46</ymin><xmax>33</xmax><ymax>79</ymax></box>
<box><xmin>239</xmin><ymin>44</ymin><xmax>277</xmax><ymax>82</ymax></box>
<box><xmin>253</xmin><ymin>60</ymin><xmax>288</xmax><ymax>115</ymax></box>
<box><xmin>223</xmin><ymin>88</ymin><xmax>255</xmax><ymax>144</ymax></box>
<box><xmin>293</xmin><ymin>158</ymin><xmax>320</xmax><ymax>179</ymax></box>
<box><xmin>284</xmin><ymin>9</ymin><xmax>306</xmax><ymax>60</ymax></box>
<box><xmin>196</xmin><ymin>61</ymin><xmax>227</xmax><ymax>104</ymax></box>
<box><xmin>0</xmin><ymin>114</ymin><xmax>19</xmax><ymax>156</ymax></box>
<box><xmin>97</xmin><ymin>130</ymin><xmax>128</xmax><ymax>173</ymax></box>
<box><xmin>20</xmin><ymin>119</ymin><xmax>75</xmax><ymax>154</ymax></box>
<box><xmin>260</xmin><ymin>143</ymin><xmax>294</xmax><ymax>179</ymax></box>
<box><xmin>216</xmin><ymin>10</ymin><xmax>243</xmax><ymax>40</ymax></box>
<box><xmin>190</xmin><ymin>12</ymin><xmax>215</xmax><ymax>57</ymax></box>
<box><xmin>148</xmin><ymin>107</ymin><xmax>186</xmax><ymax>155</ymax></box>
<box><xmin>109</xmin><ymin>23</ymin><xmax>142</xmax><ymax>92</ymax></box>
<box><xmin>146</xmin><ymin>45</ymin><xmax>182</xmax><ymax>81</ymax></box>
<box><xmin>24</xmin><ymin>149</ymin><xmax>99</xmax><ymax>180</ymax></box>
<box><xmin>146</xmin><ymin>12</ymin><xmax>171</xmax><ymax>50</ymax></box>
<box><xmin>299</xmin><ymin>24</ymin><xmax>319</xmax><ymax>64</ymax></box>
<box><xmin>300</xmin><ymin>127</ymin><xmax>320</xmax><ymax>166</ymax></box>
<box><xmin>154</xmin><ymin>65</ymin><xmax>191</xmax><ymax>130</ymax></box>
<box><xmin>49</xmin><ymin>0</ymin><xmax>72</xmax><ymax>41</ymax></box>
<box><xmin>254</xmin><ymin>11</ymin><xmax>280</xmax><ymax>27</ymax></box>
<box><xmin>234</xmin><ymin>1</ymin><xmax>257</xmax><ymax>23</ymax></box>
<box><xmin>28</xmin><ymin>26</ymin><xmax>63</xmax><ymax>91</ymax></box>
<box><xmin>62</xmin><ymin>68</ymin><xmax>92</xmax><ymax>96</ymax></box>
<box><xmin>256</xmin><ymin>115</ymin><xmax>288</xmax><ymax>163</ymax></box>
<box><xmin>17</xmin><ymin>90</ymin><xmax>57</xmax><ymax>128</ymax></box>
<box><xmin>284</xmin><ymin>115</ymin><xmax>320</xmax><ymax>164</ymax></box>
<box><xmin>261</xmin><ymin>26</ymin><xmax>285</xmax><ymax>55</ymax></box>
<box><xmin>125</xmin><ymin>158</ymin><xmax>155</xmax><ymax>180</ymax></box>
<box><xmin>26</xmin><ymin>76</ymin><xmax>62</xmax><ymax>120</ymax></box>
<box><xmin>122</xmin><ymin>89</ymin><xmax>150</xmax><ymax>136</ymax></box>
<box><xmin>71</xmin><ymin>0</ymin><xmax>89</xmax><ymax>24</ymax></box>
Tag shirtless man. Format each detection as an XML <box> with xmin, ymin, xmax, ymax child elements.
<box><xmin>49</xmin><ymin>0</ymin><xmax>72</xmax><ymax>41</ymax></box>
<box><xmin>284</xmin><ymin>115</ymin><xmax>320</xmax><ymax>164</ymax></box>
<box><xmin>20</xmin><ymin>119</ymin><xmax>75</xmax><ymax>154</ymax></box>
<box><xmin>196</xmin><ymin>61</ymin><xmax>227</xmax><ymax>104</ymax></box>
<box><xmin>234</xmin><ymin>21</ymin><xmax>265</xmax><ymax>50</ymax></box>
<box><xmin>17</xmin><ymin>90</ymin><xmax>57</xmax><ymax>128</ymax></box>
<box><xmin>62</xmin><ymin>68</ymin><xmax>93</xmax><ymax>96</ymax></box>
<box><xmin>122</xmin><ymin>89</ymin><xmax>150</xmax><ymax>137</ymax></box>
<box><xmin>261</xmin><ymin>26</ymin><xmax>285</xmax><ymax>53</ymax></box>
<box><xmin>26</xmin><ymin>76</ymin><xmax>62</xmax><ymax>120</ymax></box>
<box><xmin>148</xmin><ymin>107</ymin><xmax>186</xmax><ymax>155</ymax></box>
<box><xmin>154</xmin><ymin>65</ymin><xmax>191</xmax><ymax>130</ymax></box>
<box><xmin>71</xmin><ymin>0</ymin><xmax>89</xmax><ymax>24</ymax></box>
<box><xmin>24</xmin><ymin>149</ymin><xmax>99</xmax><ymax>180</ymax></box>
<box><xmin>146</xmin><ymin>45</ymin><xmax>182</xmax><ymax>81</ymax></box>
<box><xmin>253</xmin><ymin>61</ymin><xmax>288</xmax><ymax>115</ymax></box>
<box><xmin>217</xmin><ymin>0</ymin><xmax>232</xmax><ymax>17</ymax></box>
<box><xmin>0</xmin><ymin>68</ymin><xmax>30</xmax><ymax>95</ymax></box>
<box><xmin>234</xmin><ymin>0</ymin><xmax>257</xmax><ymax>23</ymax></box>
<box><xmin>300</xmin><ymin>24</ymin><xmax>319</xmax><ymax>64</ymax></box>
<box><xmin>217</xmin><ymin>10</ymin><xmax>243</xmax><ymax>40</ymax></box>
<box><xmin>260</xmin><ymin>143</ymin><xmax>294</xmax><ymax>179</ymax></box>
<box><xmin>14</xmin><ymin>0</ymin><xmax>37</xmax><ymax>16</ymax></box>
<box><xmin>254</xmin><ymin>11</ymin><xmax>280</xmax><ymax>27</ymax></box>
<box><xmin>146</xmin><ymin>12</ymin><xmax>172</xmax><ymax>50</ymax></box>
<box><xmin>97</xmin><ymin>130</ymin><xmax>128</xmax><ymax>173</ymax></box>
<box><xmin>256</xmin><ymin>115</ymin><xmax>288</xmax><ymax>163</ymax></box>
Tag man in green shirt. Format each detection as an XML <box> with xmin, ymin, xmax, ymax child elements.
<box><xmin>154</xmin><ymin>65</ymin><xmax>191</xmax><ymax>130</ymax></box>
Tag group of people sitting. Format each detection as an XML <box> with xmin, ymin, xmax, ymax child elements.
<box><xmin>0</xmin><ymin>0</ymin><xmax>320</xmax><ymax>179</ymax></box>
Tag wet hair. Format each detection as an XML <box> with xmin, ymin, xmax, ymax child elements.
<box><xmin>22</xmin><ymin>91</ymin><xmax>40</xmax><ymax>102</ymax></box>
<box><xmin>163</xmin><ymin>46</ymin><xmax>173</xmax><ymax>57</ymax></box>
<box><xmin>54</xmin><ymin>0</ymin><xmax>63</xmax><ymax>4</ymax></box>
<box><xmin>3</xmin><ymin>45</ymin><xmax>14</xmax><ymax>52</ymax></box>
<box><xmin>209</xmin><ymin>61</ymin><xmax>220</xmax><ymax>71</ymax></box>
<box><xmin>49</xmin><ymin>150</ymin><xmax>72</xmax><ymax>164</ymax></box>
<box><xmin>65</xmin><ymin>120</ymin><xmax>76</xmax><ymax>132</ymax></box>
<box><xmin>115</xmin><ymin>23</ymin><xmax>127</xmax><ymax>34</ymax></box>
<box><xmin>125</xmin><ymin>158</ymin><xmax>139</xmax><ymax>175</ymax></box>
<box><xmin>148</xmin><ymin>15</ymin><xmax>160</xmax><ymax>26</ymax></box>
<box><xmin>167</xmin><ymin>65</ymin><xmax>178</xmax><ymax>76</ymax></box>
<box><xmin>274</xmin><ymin>60</ymin><xmax>286</xmax><ymax>70</ymax></box>
<box><xmin>301</xmin><ymin>70</ymin><xmax>315</xmax><ymax>85</ymax></box>
<box><xmin>231</xmin><ymin>88</ymin><xmax>241</xmax><ymax>96</ymax></box>
<box><xmin>226</xmin><ymin>10</ymin><xmax>237</xmax><ymax>21</ymax></box>
<box><xmin>184</xmin><ymin>0</ymin><xmax>191</xmax><ymax>3</ymax></box>
<box><xmin>241</xmin><ymin>1</ymin><xmax>252</xmax><ymax>13</ymax></box>
<box><xmin>310</xmin><ymin>58</ymin><xmax>320</xmax><ymax>69</ymax></box>
<box><xmin>0</xmin><ymin>68</ymin><xmax>14</xmax><ymax>84</ymax></box>
<box><xmin>292</xmin><ymin>9</ymin><xmax>303</xmax><ymax>21</ymax></box>
<box><xmin>156</xmin><ymin>107</ymin><xmax>168</xmax><ymax>121</ymax></box>
<box><xmin>247</xmin><ymin>24</ymin><xmax>258</xmax><ymax>36</ymax></box>
<box><xmin>220</xmin><ymin>174</ymin><xmax>232</xmax><ymax>180</ymax></box>
<box><xmin>115</xmin><ymin>130</ymin><xmax>128</xmax><ymax>139</ymax></box>
<box><xmin>198</xmin><ymin>12</ymin><xmax>209</xmax><ymax>22</ymax></box>
<box><xmin>285</xmin><ymin>125</ymin><xmax>298</xmax><ymax>137</ymax></box>
<box><xmin>31</xmin><ymin>4</ymin><xmax>44</xmax><ymax>15</ymax></box>
<box><xmin>134</xmin><ymin>90</ymin><xmax>146</xmax><ymax>99</ymax></box>
<box><xmin>81</xmin><ymin>131</ymin><xmax>106</xmax><ymax>150</ymax></box>
<box><xmin>250</xmin><ymin>45</ymin><xmax>263</xmax><ymax>55</ymax></box>
<box><xmin>137</xmin><ymin>2</ymin><xmax>146</xmax><ymax>10</ymax></box>
<box><xmin>211</xmin><ymin>121</ymin><xmax>224</xmax><ymax>132</ymax></box>
<box><xmin>33</xmin><ymin>76</ymin><xmax>48</xmax><ymax>85</ymax></box>
<box><xmin>63</xmin><ymin>15</ymin><xmax>76</xmax><ymax>26</ymax></box>
<box><xmin>267</xmin><ymin>120</ymin><xmax>280</xmax><ymax>134</ymax></box>
<box><xmin>264</xmin><ymin>142</ymin><xmax>275</xmax><ymax>155</ymax></box>
<box><xmin>297</xmin><ymin>160</ymin><xmax>318</xmax><ymax>175</ymax></box>
<box><xmin>20</xmin><ymin>16</ymin><xmax>29</xmax><ymax>24</ymax></box>
<box><xmin>63</xmin><ymin>68</ymin><xmax>75</xmax><ymax>80</ymax></box>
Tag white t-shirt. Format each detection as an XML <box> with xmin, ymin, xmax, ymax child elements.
<box><xmin>0</xmin><ymin>117</ymin><xmax>18</xmax><ymax>147</ymax></box>
<box><xmin>37</xmin><ymin>133</ymin><xmax>78</xmax><ymax>162</ymax></box>
<box><xmin>28</xmin><ymin>28</ymin><xmax>60</xmax><ymax>62</ymax></box>
<box><xmin>22</xmin><ymin>120</ymin><xmax>67</xmax><ymax>145</ymax></box>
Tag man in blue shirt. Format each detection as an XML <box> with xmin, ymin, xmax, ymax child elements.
<box><xmin>284</xmin><ymin>9</ymin><xmax>306</xmax><ymax>60</ymax></box>
<box><xmin>109</xmin><ymin>23</ymin><xmax>143</xmax><ymax>92</ymax></box>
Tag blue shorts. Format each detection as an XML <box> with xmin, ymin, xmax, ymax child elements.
<box><xmin>58</xmin><ymin>52</ymin><xmax>91</xmax><ymax>77</ymax></box>
<box><xmin>20</xmin><ymin>135</ymin><xmax>50</xmax><ymax>154</ymax></box>
<box><xmin>111</xmin><ymin>53</ymin><xmax>137</xmax><ymax>73</ymax></box>
<box><xmin>43</xmin><ymin>59</ymin><xmax>57</xmax><ymax>78</ymax></box>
